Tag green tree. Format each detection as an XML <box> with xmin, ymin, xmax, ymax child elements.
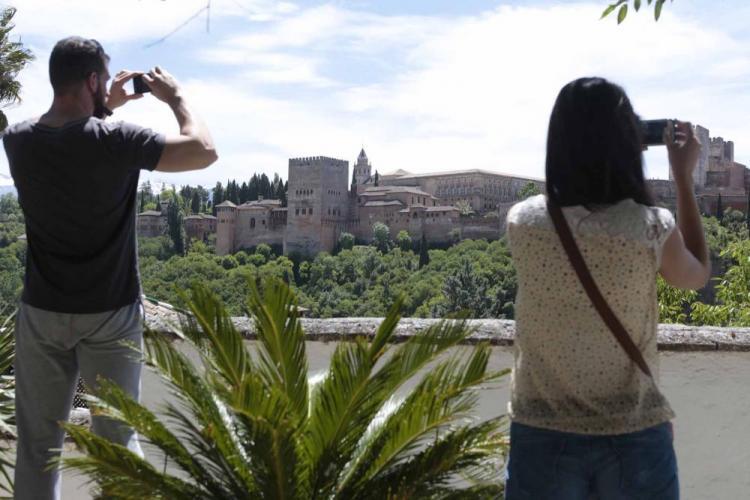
<box><xmin>418</xmin><ymin>234</ymin><xmax>430</xmax><ymax>269</ymax></box>
<box><xmin>601</xmin><ymin>0</ymin><xmax>672</xmax><ymax>24</ymax></box>
<box><xmin>434</xmin><ymin>259</ymin><xmax>493</xmax><ymax>318</ymax></box>
<box><xmin>396</xmin><ymin>230</ymin><xmax>412</xmax><ymax>252</ymax></box>
<box><xmin>255</xmin><ymin>243</ymin><xmax>273</xmax><ymax>263</ymax></box>
<box><xmin>657</xmin><ymin>275</ymin><xmax>698</xmax><ymax>324</ymax></box>
<box><xmin>212</xmin><ymin>182</ymin><xmax>225</xmax><ymax>216</ymax></box>
<box><xmin>337</xmin><ymin>232</ymin><xmax>354</xmax><ymax>252</ymax></box>
<box><xmin>372</xmin><ymin>222</ymin><xmax>390</xmax><ymax>253</ymax></box>
<box><xmin>716</xmin><ymin>194</ymin><xmax>724</xmax><ymax>221</ymax></box>
<box><xmin>691</xmin><ymin>241</ymin><xmax>750</xmax><ymax>327</ymax></box>
<box><xmin>517</xmin><ymin>182</ymin><xmax>540</xmax><ymax>200</ymax></box>
<box><xmin>62</xmin><ymin>282</ymin><xmax>508</xmax><ymax>498</ymax></box>
<box><xmin>190</xmin><ymin>191</ymin><xmax>201</xmax><ymax>214</ymax></box>
<box><xmin>167</xmin><ymin>198</ymin><xmax>186</xmax><ymax>256</ymax></box>
<box><xmin>0</xmin><ymin>7</ymin><xmax>33</xmax><ymax>131</ymax></box>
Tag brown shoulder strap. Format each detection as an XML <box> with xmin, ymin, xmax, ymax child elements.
<box><xmin>546</xmin><ymin>198</ymin><xmax>653</xmax><ymax>378</ymax></box>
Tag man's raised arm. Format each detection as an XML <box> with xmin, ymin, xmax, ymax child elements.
<box><xmin>143</xmin><ymin>66</ymin><xmax>217</xmax><ymax>172</ymax></box>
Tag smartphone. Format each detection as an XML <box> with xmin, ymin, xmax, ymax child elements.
<box><xmin>641</xmin><ymin>119</ymin><xmax>676</xmax><ymax>146</ymax></box>
<box><xmin>132</xmin><ymin>74</ymin><xmax>151</xmax><ymax>94</ymax></box>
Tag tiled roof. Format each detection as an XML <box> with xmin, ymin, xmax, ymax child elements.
<box><xmin>360</xmin><ymin>186</ymin><xmax>433</xmax><ymax>197</ymax></box>
<box><xmin>380</xmin><ymin>168</ymin><xmax>545</xmax><ymax>183</ymax></box>
<box><xmin>363</xmin><ymin>200</ymin><xmax>404</xmax><ymax>207</ymax></box>
<box><xmin>216</xmin><ymin>200</ymin><xmax>237</xmax><ymax>208</ymax></box>
<box><xmin>185</xmin><ymin>214</ymin><xmax>217</xmax><ymax>220</ymax></box>
<box><xmin>426</xmin><ymin>206</ymin><xmax>460</xmax><ymax>212</ymax></box>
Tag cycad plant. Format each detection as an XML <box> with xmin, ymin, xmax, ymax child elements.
<box><xmin>62</xmin><ymin>281</ymin><xmax>508</xmax><ymax>499</ymax></box>
<box><xmin>0</xmin><ymin>308</ymin><xmax>16</xmax><ymax>496</ymax></box>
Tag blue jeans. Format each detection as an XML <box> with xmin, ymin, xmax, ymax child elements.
<box><xmin>505</xmin><ymin>421</ymin><xmax>678</xmax><ymax>500</ymax></box>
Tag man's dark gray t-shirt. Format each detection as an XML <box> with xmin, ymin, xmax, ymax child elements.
<box><xmin>3</xmin><ymin>117</ymin><xmax>165</xmax><ymax>313</ymax></box>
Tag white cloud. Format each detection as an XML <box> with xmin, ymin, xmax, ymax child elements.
<box><xmin>10</xmin><ymin>0</ymin><xmax>299</xmax><ymax>43</ymax></box>
<box><xmin>2</xmin><ymin>1</ymin><xmax>750</xmax><ymax>188</ymax></box>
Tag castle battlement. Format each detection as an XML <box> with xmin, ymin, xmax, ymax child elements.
<box><xmin>289</xmin><ymin>156</ymin><xmax>348</xmax><ymax>166</ymax></box>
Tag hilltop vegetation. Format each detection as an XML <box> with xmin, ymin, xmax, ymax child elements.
<box><xmin>2</xmin><ymin>192</ymin><xmax>750</xmax><ymax>326</ymax></box>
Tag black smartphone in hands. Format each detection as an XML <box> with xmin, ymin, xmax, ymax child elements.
<box><xmin>132</xmin><ymin>74</ymin><xmax>151</xmax><ymax>94</ymax></box>
<box><xmin>641</xmin><ymin>119</ymin><xmax>677</xmax><ymax>146</ymax></box>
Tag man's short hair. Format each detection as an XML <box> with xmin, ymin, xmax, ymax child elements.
<box><xmin>49</xmin><ymin>37</ymin><xmax>109</xmax><ymax>94</ymax></box>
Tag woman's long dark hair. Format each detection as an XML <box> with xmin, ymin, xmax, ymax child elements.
<box><xmin>545</xmin><ymin>77</ymin><xmax>654</xmax><ymax>207</ymax></box>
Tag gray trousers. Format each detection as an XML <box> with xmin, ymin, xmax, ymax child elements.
<box><xmin>13</xmin><ymin>301</ymin><xmax>144</xmax><ymax>500</ymax></box>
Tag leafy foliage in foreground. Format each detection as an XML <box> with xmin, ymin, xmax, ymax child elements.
<box><xmin>601</xmin><ymin>0</ymin><xmax>672</xmax><ymax>24</ymax></box>
<box><xmin>0</xmin><ymin>309</ymin><xmax>16</xmax><ymax>495</ymax></box>
<box><xmin>62</xmin><ymin>281</ymin><xmax>509</xmax><ymax>499</ymax></box>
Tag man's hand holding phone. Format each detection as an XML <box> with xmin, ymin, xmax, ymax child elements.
<box><xmin>106</xmin><ymin>70</ymin><xmax>144</xmax><ymax>111</ymax></box>
<box><xmin>141</xmin><ymin>67</ymin><xmax>182</xmax><ymax>107</ymax></box>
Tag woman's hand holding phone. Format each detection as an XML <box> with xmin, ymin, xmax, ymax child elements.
<box><xmin>666</xmin><ymin>121</ymin><xmax>701</xmax><ymax>186</ymax></box>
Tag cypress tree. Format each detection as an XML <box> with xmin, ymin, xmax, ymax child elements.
<box><xmin>167</xmin><ymin>199</ymin><xmax>186</xmax><ymax>255</ymax></box>
<box><xmin>419</xmin><ymin>234</ymin><xmax>430</xmax><ymax>268</ymax></box>
<box><xmin>717</xmin><ymin>193</ymin><xmax>724</xmax><ymax>221</ymax></box>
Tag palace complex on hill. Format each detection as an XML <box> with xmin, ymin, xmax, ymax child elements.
<box><xmin>135</xmin><ymin>126</ymin><xmax>748</xmax><ymax>256</ymax></box>
<box><xmin>213</xmin><ymin>149</ymin><xmax>544</xmax><ymax>256</ymax></box>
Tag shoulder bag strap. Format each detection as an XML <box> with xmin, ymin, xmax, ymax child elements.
<box><xmin>546</xmin><ymin>198</ymin><xmax>653</xmax><ymax>378</ymax></box>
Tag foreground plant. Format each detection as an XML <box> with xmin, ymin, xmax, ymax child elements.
<box><xmin>0</xmin><ymin>308</ymin><xmax>16</xmax><ymax>496</ymax></box>
<box><xmin>62</xmin><ymin>281</ymin><xmax>508</xmax><ymax>499</ymax></box>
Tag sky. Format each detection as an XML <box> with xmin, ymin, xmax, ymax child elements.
<box><xmin>1</xmin><ymin>0</ymin><xmax>749</xmax><ymax>189</ymax></box>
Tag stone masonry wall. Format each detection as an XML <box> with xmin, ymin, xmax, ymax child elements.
<box><xmin>144</xmin><ymin>301</ymin><xmax>750</xmax><ymax>351</ymax></box>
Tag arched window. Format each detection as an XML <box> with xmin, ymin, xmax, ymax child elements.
<box><xmin>250</xmin><ymin>218</ymin><xmax>256</xmax><ymax>228</ymax></box>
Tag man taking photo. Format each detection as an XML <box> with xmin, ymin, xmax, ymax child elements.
<box><xmin>3</xmin><ymin>36</ymin><xmax>217</xmax><ymax>499</ymax></box>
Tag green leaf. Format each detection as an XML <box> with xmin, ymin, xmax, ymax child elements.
<box><xmin>655</xmin><ymin>0</ymin><xmax>665</xmax><ymax>20</ymax></box>
<box><xmin>600</xmin><ymin>1</ymin><xmax>626</xmax><ymax>19</ymax></box>
<box><xmin>617</xmin><ymin>4</ymin><xmax>628</xmax><ymax>24</ymax></box>
<box><xmin>600</xmin><ymin>4</ymin><xmax>617</xmax><ymax>19</ymax></box>
<box><xmin>634</xmin><ymin>0</ymin><xmax>642</xmax><ymax>11</ymax></box>
<box><xmin>247</xmin><ymin>278</ymin><xmax>309</xmax><ymax>422</ymax></box>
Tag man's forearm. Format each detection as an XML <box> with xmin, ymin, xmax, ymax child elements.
<box><xmin>675</xmin><ymin>178</ymin><xmax>709</xmax><ymax>266</ymax></box>
<box><xmin>168</xmin><ymin>95</ymin><xmax>215</xmax><ymax>150</ymax></box>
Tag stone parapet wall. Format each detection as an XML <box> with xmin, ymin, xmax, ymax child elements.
<box><xmin>145</xmin><ymin>301</ymin><xmax>750</xmax><ymax>351</ymax></box>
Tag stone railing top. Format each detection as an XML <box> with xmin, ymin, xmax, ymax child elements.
<box><xmin>144</xmin><ymin>300</ymin><xmax>750</xmax><ymax>352</ymax></box>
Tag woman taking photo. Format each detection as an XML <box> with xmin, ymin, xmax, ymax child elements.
<box><xmin>504</xmin><ymin>77</ymin><xmax>710</xmax><ymax>499</ymax></box>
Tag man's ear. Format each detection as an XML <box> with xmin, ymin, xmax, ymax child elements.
<box><xmin>86</xmin><ymin>72</ymin><xmax>98</xmax><ymax>94</ymax></box>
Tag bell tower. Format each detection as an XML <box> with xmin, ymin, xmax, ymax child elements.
<box><xmin>354</xmin><ymin>148</ymin><xmax>372</xmax><ymax>187</ymax></box>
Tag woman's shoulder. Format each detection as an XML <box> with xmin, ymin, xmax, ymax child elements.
<box><xmin>507</xmin><ymin>194</ymin><xmax>548</xmax><ymax>227</ymax></box>
<box><xmin>589</xmin><ymin>199</ymin><xmax>676</xmax><ymax>245</ymax></box>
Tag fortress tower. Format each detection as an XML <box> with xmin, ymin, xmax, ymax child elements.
<box><xmin>284</xmin><ymin>156</ymin><xmax>350</xmax><ymax>256</ymax></box>
<box><xmin>215</xmin><ymin>201</ymin><xmax>237</xmax><ymax>255</ymax></box>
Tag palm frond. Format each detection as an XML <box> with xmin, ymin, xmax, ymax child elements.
<box><xmin>359</xmin><ymin>419</ymin><xmax>506</xmax><ymax>500</ymax></box>
<box><xmin>339</xmin><ymin>344</ymin><xmax>505</xmax><ymax>494</ymax></box>
<box><xmin>85</xmin><ymin>379</ymin><xmax>230</xmax><ymax>497</ymax></box>
<box><xmin>141</xmin><ymin>333</ymin><xmax>257</xmax><ymax>494</ymax></box>
<box><xmin>246</xmin><ymin>279</ymin><xmax>309</xmax><ymax>422</ymax></box>
<box><xmin>60</xmin><ymin>424</ymin><xmax>201</xmax><ymax>499</ymax></box>
<box><xmin>64</xmin><ymin>282</ymin><xmax>510</xmax><ymax>499</ymax></box>
<box><xmin>177</xmin><ymin>285</ymin><xmax>252</xmax><ymax>390</ymax></box>
<box><xmin>232</xmin><ymin>408</ymin><xmax>307</xmax><ymax>499</ymax></box>
<box><xmin>305</xmin><ymin>297</ymin><xmax>404</xmax><ymax>496</ymax></box>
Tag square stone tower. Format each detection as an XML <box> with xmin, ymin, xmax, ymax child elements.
<box><xmin>284</xmin><ymin>156</ymin><xmax>349</xmax><ymax>256</ymax></box>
